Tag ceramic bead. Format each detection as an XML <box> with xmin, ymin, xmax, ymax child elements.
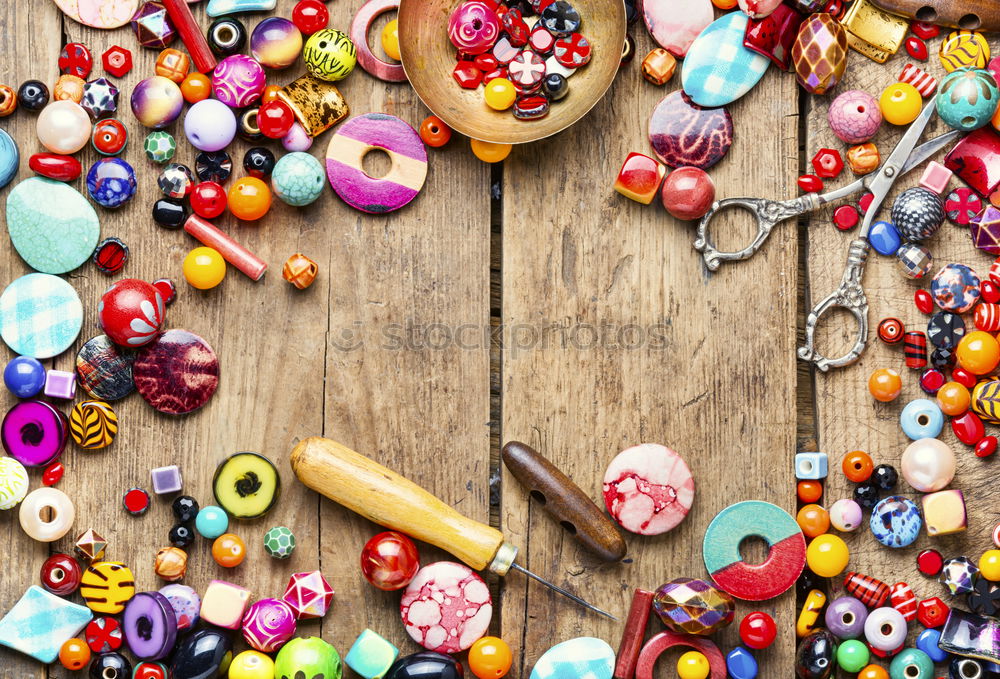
<box><xmin>881</xmin><ymin>83</ymin><xmax>922</xmax><ymax>125</ymax></box>
<box><xmin>271</xmin><ymin>152</ymin><xmax>325</xmax><ymax>207</ymax></box>
<box><xmin>937</xmin><ymin>68</ymin><xmax>999</xmax><ymax>132</ymax></box>
<box><xmin>303</xmin><ymin>28</ymin><xmax>356</xmax><ymax>81</ymax></box>
<box><xmin>345</xmin><ymin>629</ymin><xmax>400</xmax><ymax>679</ymax></box>
<box><xmin>200</xmin><ymin>580</ymin><xmax>251</xmax><ymax>629</ymax></box>
<box><xmin>829</xmin><ymin>498</ymin><xmax>862</xmax><ymax>532</ymax></box>
<box><xmin>899</xmin><ymin>399</ymin><xmax>944</xmax><ymax>440</ymax></box>
<box><xmin>18</xmin><ymin>80</ymin><xmax>49</xmax><ymax>112</ymax></box>
<box><xmin>940</xmin><ymin>30</ymin><xmax>990</xmax><ymax>72</ymax></box>
<box><xmin>681</xmin><ymin>12</ymin><xmax>769</xmax><ymax>107</ymax></box>
<box><xmin>195</xmin><ymin>506</ymin><xmax>228</xmax><ymax>538</ymax></box>
<box><xmin>448</xmin><ymin>1</ymin><xmax>500</xmax><ymax>53</ymax></box>
<box><xmin>0</xmin><ymin>586</ymin><xmax>93</xmax><ymax>664</ymax></box>
<box><xmin>183</xmin><ymin>99</ymin><xmax>236</xmax><ymax>152</ymax></box>
<box><xmin>743</xmin><ymin>4</ymin><xmax>803</xmax><ymax>70</ymax></box>
<box><xmin>795</xmin><ymin>451</ymin><xmax>827</xmax><ymax>479</ymax></box>
<box><xmin>901</xmin><ymin>437</ymin><xmax>954</xmax><ymax>491</ymax></box>
<box><xmin>150</xmin><ymin>465</ymin><xmax>182</xmax><ymax>495</ymax></box>
<box><xmin>212</xmin><ymin>55</ymin><xmax>265</xmax><ymax>107</ymax></box>
<box><xmin>19</xmin><ymin>488</ymin><xmax>75</xmax><ymax>542</ymax></box>
<box><xmin>825</xmin><ymin>596</ymin><xmax>867</xmax><ymax>639</ymax></box>
<box><xmin>241</xmin><ymin>598</ymin><xmax>296</xmax><ymax>653</ymax></box>
<box><xmin>870</xmin><ymin>495</ymin><xmax>921</xmax><ymax>548</ymax></box>
<box><xmin>283</xmin><ymin>570</ymin><xmax>334</xmax><ymax>619</ymax></box>
<box><xmin>864</xmin><ymin>607</ymin><xmax>907</xmax><ymax>651</ymax></box>
<box><xmin>877</xmin><ymin>318</ymin><xmax>902</xmax><ymax>344</ymax></box>
<box><xmin>889</xmin><ymin>649</ymin><xmax>933</xmax><ymax>679</ymax></box>
<box><xmin>92</xmin><ymin>119</ymin><xmax>128</xmax><ymax>156</ymax></box>
<box><xmin>36</xmin><ymin>100</ymin><xmax>92</xmax><ymax>155</ymax></box>
<box><xmin>828</xmin><ymin>90</ymin><xmax>882</xmax><ymax>144</ymax></box>
<box><xmin>919</xmin><ymin>161</ymin><xmax>952</xmax><ymax>194</ymax></box>
<box><xmin>837</xmin><ymin>639</ymin><xmax>869</xmax><ymax>673</ymax></box>
<box><xmin>263</xmin><ymin>526</ymin><xmax>296</xmax><ymax>559</ymax></box>
<box><xmin>920</xmin><ymin>489</ymin><xmax>966</xmax><ymax>537</ymax></box>
<box><xmin>796</xmin><ymin>589</ymin><xmax>826</xmax><ymax>637</ymax></box>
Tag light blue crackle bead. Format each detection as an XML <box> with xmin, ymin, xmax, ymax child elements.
<box><xmin>0</xmin><ymin>128</ymin><xmax>19</xmax><ymax>189</ymax></box>
<box><xmin>207</xmin><ymin>0</ymin><xmax>277</xmax><ymax>17</ymax></box>
<box><xmin>272</xmin><ymin>152</ymin><xmax>325</xmax><ymax>207</ymax></box>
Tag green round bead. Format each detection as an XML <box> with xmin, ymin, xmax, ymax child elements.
<box><xmin>263</xmin><ymin>525</ymin><xmax>296</xmax><ymax>559</ymax></box>
<box><xmin>836</xmin><ymin>639</ymin><xmax>869</xmax><ymax>673</ymax></box>
<box><xmin>144</xmin><ymin>131</ymin><xmax>176</xmax><ymax>163</ymax></box>
<box><xmin>889</xmin><ymin>648</ymin><xmax>933</xmax><ymax>679</ymax></box>
<box><xmin>275</xmin><ymin>637</ymin><xmax>342</xmax><ymax>679</ymax></box>
<box><xmin>271</xmin><ymin>152</ymin><xmax>325</xmax><ymax>207</ymax></box>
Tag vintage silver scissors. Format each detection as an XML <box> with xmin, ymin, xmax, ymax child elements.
<box><xmin>695</xmin><ymin>103</ymin><xmax>960</xmax><ymax>371</ymax></box>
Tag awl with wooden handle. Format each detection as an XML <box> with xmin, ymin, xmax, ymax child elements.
<box><xmin>290</xmin><ymin>436</ymin><xmax>616</xmax><ymax>619</ymax></box>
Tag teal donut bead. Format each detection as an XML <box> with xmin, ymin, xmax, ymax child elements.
<box><xmin>936</xmin><ymin>68</ymin><xmax>999</xmax><ymax>132</ymax></box>
<box><xmin>889</xmin><ymin>648</ymin><xmax>934</xmax><ymax>679</ymax></box>
<box><xmin>899</xmin><ymin>398</ymin><xmax>944</xmax><ymax>440</ymax></box>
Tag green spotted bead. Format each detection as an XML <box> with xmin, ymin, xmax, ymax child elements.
<box><xmin>889</xmin><ymin>648</ymin><xmax>933</xmax><ymax>679</ymax></box>
<box><xmin>836</xmin><ymin>639</ymin><xmax>869</xmax><ymax>673</ymax></box>
<box><xmin>271</xmin><ymin>152</ymin><xmax>325</xmax><ymax>207</ymax></box>
<box><xmin>144</xmin><ymin>131</ymin><xmax>176</xmax><ymax>163</ymax></box>
<box><xmin>263</xmin><ymin>525</ymin><xmax>296</xmax><ymax>559</ymax></box>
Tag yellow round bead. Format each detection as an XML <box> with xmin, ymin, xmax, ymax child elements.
<box><xmin>471</xmin><ymin>138</ymin><xmax>513</xmax><ymax>163</ymax></box>
<box><xmin>880</xmin><ymin>83</ymin><xmax>922</xmax><ymax>125</ymax></box>
<box><xmin>381</xmin><ymin>19</ymin><xmax>400</xmax><ymax>61</ymax></box>
<box><xmin>183</xmin><ymin>246</ymin><xmax>226</xmax><ymax>290</ymax></box>
<box><xmin>677</xmin><ymin>651</ymin><xmax>710</xmax><ymax>679</ymax></box>
<box><xmin>981</xmin><ymin>550</ymin><xmax>1000</xmax><ymax>581</ymax></box>
<box><xmin>228</xmin><ymin>650</ymin><xmax>274</xmax><ymax>679</ymax></box>
<box><xmin>484</xmin><ymin>78</ymin><xmax>517</xmax><ymax>111</ymax></box>
<box><xmin>806</xmin><ymin>533</ymin><xmax>850</xmax><ymax>578</ymax></box>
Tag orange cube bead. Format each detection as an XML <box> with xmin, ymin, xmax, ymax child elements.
<box><xmin>797</xmin><ymin>480</ymin><xmax>823</xmax><ymax>503</ymax></box>
<box><xmin>937</xmin><ymin>380</ymin><xmax>971</xmax><ymax>416</ymax></box>
<box><xmin>868</xmin><ymin>367</ymin><xmax>902</xmax><ymax>402</ymax></box>
<box><xmin>796</xmin><ymin>503</ymin><xmax>830</xmax><ymax>538</ymax></box>
<box><xmin>842</xmin><ymin>450</ymin><xmax>873</xmax><ymax>482</ymax></box>
<box><xmin>641</xmin><ymin>48</ymin><xmax>677</xmax><ymax>86</ymax></box>
<box><xmin>155</xmin><ymin>48</ymin><xmax>191</xmax><ymax>83</ymax></box>
<box><xmin>615</xmin><ymin>152</ymin><xmax>666</xmax><ymax>205</ymax></box>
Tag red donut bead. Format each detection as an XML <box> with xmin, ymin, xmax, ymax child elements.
<box><xmin>40</xmin><ymin>553</ymin><xmax>82</xmax><ymax>596</ymax></box>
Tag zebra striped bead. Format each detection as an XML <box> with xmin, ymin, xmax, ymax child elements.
<box><xmin>69</xmin><ymin>400</ymin><xmax>118</xmax><ymax>450</ymax></box>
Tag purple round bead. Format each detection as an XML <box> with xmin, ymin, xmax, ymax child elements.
<box><xmin>251</xmin><ymin>17</ymin><xmax>303</xmax><ymax>69</ymax></box>
<box><xmin>824</xmin><ymin>596</ymin><xmax>867</xmax><ymax>640</ymax></box>
<box><xmin>211</xmin><ymin>55</ymin><xmax>266</xmax><ymax>108</ymax></box>
<box><xmin>241</xmin><ymin>597</ymin><xmax>296</xmax><ymax>653</ymax></box>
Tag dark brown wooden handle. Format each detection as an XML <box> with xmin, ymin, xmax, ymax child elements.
<box><xmin>868</xmin><ymin>0</ymin><xmax>1000</xmax><ymax>31</ymax></box>
<box><xmin>501</xmin><ymin>441</ymin><xmax>627</xmax><ymax>562</ymax></box>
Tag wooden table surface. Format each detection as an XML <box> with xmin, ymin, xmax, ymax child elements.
<box><xmin>0</xmin><ymin>2</ymin><xmax>994</xmax><ymax>677</ymax></box>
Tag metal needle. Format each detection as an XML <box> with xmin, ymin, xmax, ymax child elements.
<box><xmin>510</xmin><ymin>562</ymin><xmax>618</xmax><ymax>620</ymax></box>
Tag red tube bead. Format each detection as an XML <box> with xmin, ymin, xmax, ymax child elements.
<box><xmin>613</xmin><ymin>589</ymin><xmax>653</xmax><ymax>679</ymax></box>
<box><xmin>161</xmin><ymin>0</ymin><xmax>217</xmax><ymax>73</ymax></box>
<box><xmin>183</xmin><ymin>214</ymin><xmax>267</xmax><ymax>281</ymax></box>
<box><xmin>844</xmin><ymin>571</ymin><xmax>890</xmax><ymax>608</ymax></box>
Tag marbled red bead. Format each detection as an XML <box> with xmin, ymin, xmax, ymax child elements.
<box><xmin>798</xmin><ymin>174</ymin><xmax>823</xmax><ymax>192</ymax></box>
<box><xmin>904</xmin><ymin>36</ymin><xmax>928</xmax><ymax>61</ymax></box>
<box><xmin>952</xmin><ymin>411</ymin><xmax>985</xmax><ymax>445</ymax></box>
<box><xmin>360</xmin><ymin>531</ymin><xmax>420</xmax><ymax>591</ymax></box>
<box><xmin>914</xmin><ymin>289</ymin><xmax>934</xmax><ymax>314</ymax></box>
<box><xmin>976</xmin><ymin>435</ymin><xmax>998</xmax><ymax>458</ymax></box>
<box><xmin>917</xmin><ymin>548</ymin><xmax>943</xmax><ymax>576</ymax></box>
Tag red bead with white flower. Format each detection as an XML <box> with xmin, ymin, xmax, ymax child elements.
<box><xmin>97</xmin><ymin>279</ymin><xmax>165</xmax><ymax>348</ymax></box>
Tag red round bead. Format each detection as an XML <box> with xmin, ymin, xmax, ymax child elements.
<box><xmin>951</xmin><ymin>411</ymin><xmax>984</xmax><ymax>446</ymax></box>
<box><xmin>914</xmin><ymin>289</ymin><xmax>934</xmax><ymax>314</ymax></box>
<box><xmin>833</xmin><ymin>204</ymin><xmax>859</xmax><ymax>231</ymax></box>
<box><xmin>92</xmin><ymin>119</ymin><xmax>128</xmax><ymax>155</ymax></box>
<box><xmin>152</xmin><ymin>278</ymin><xmax>177</xmax><ymax>306</ymax></box>
<box><xmin>98</xmin><ymin>278</ymin><xmax>165</xmax><ymax>347</ymax></box>
<box><xmin>797</xmin><ymin>174</ymin><xmax>823</xmax><ymax>193</ymax></box>
<box><xmin>360</xmin><ymin>531</ymin><xmax>421</xmax><ymax>591</ymax></box>
<box><xmin>59</xmin><ymin>42</ymin><xmax>93</xmax><ymax>79</ymax></box>
<box><xmin>134</xmin><ymin>662</ymin><xmax>169</xmax><ymax>679</ymax></box>
<box><xmin>40</xmin><ymin>553</ymin><xmax>81</xmax><ymax>595</ymax></box>
<box><xmin>916</xmin><ymin>548</ymin><xmax>943</xmax><ymax>576</ymax></box>
<box><xmin>859</xmin><ymin>192</ymin><xmax>875</xmax><ymax>213</ymax></box>
<box><xmin>257</xmin><ymin>99</ymin><xmax>296</xmax><ymax>139</ymax></box>
<box><xmin>292</xmin><ymin>0</ymin><xmax>329</xmax><ymax>35</ymax></box>
<box><xmin>951</xmin><ymin>367</ymin><xmax>977</xmax><ymax>388</ymax></box>
<box><xmin>919</xmin><ymin>368</ymin><xmax>945</xmax><ymax>395</ymax></box>
<box><xmin>976</xmin><ymin>435</ymin><xmax>998</xmax><ymax>458</ymax></box>
<box><xmin>982</xmin><ymin>280</ymin><xmax>1000</xmax><ymax>303</ymax></box>
<box><xmin>190</xmin><ymin>181</ymin><xmax>228</xmax><ymax>219</ymax></box>
<box><xmin>42</xmin><ymin>461</ymin><xmax>65</xmax><ymax>486</ymax></box>
<box><xmin>738</xmin><ymin>611</ymin><xmax>777</xmax><ymax>650</ymax></box>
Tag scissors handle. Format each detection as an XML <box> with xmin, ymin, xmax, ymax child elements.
<box><xmin>694</xmin><ymin>195</ymin><xmax>820</xmax><ymax>271</ymax></box>
<box><xmin>797</xmin><ymin>239</ymin><xmax>871</xmax><ymax>372</ymax></box>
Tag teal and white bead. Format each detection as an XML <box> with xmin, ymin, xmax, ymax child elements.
<box><xmin>0</xmin><ymin>457</ymin><xmax>29</xmax><ymax>510</ymax></box>
<box><xmin>0</xmin><ymin>586</ymin><xmax>93</xmax><ymax>663</ymax></box>
<box><xmin>272</xmin><ymin>152</ymin><xmax>325</xmax><ymax>206</ymax></box>
<box><xmin>344</xmin><ymin>629</ymin><xmax>399</xmax><ymax>679</ymax></box>
<box><xmin>6</xmin><ymin>178</ymin><xmax>100</xmax><ymax>275</ymax></box>
<box><xmin>529</xmin><ymin>638</ymin><xmax>614</xmax><ymax>679</ymax></box>
<box><xmin>263</xmin><ymin>525</ymin><xmax>295</xmax><ymax>558</ymax></box>
<box><xmin>144</xmin><ymin>131</ymin><xmax>176</xmax><ymax>163</ymax></box>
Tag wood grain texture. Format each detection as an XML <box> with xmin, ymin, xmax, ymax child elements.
<box><xmin>499</xmin><ymin>23</ymin><xmax>800</xmax><ymax>678</ymax></box>
<box><xmin>806</xmin><ymin>38</ymin><xmax>998</xmax><ymax>649</ymax></box>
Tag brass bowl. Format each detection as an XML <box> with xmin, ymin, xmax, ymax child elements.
<box><xmin>398</xmin><ymin>0</ymin><xmax>626</xmax><ymax>144</ymax></box>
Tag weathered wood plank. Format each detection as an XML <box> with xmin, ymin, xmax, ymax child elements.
<box><xmin>500</xmin><ymin>24</ymin><xmax>800</xmax><ymax>678</ymax></box>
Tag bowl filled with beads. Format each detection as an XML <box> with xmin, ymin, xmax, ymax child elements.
<box><xmin>398</xmin><ymin>0</ymin><xmax>625</xmax><ymax>144</ymax></box>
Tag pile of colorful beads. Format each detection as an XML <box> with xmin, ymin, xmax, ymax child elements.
<box><xmin>447</xmin><ymin>0</ymin><xmax>591</xmax><ymax>120</ymax></box>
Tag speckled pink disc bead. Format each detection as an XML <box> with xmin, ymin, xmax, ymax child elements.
<box><xmin>211</xmin><ymin>55</ymin><xmax>266</xmax><ymax>108</ymax></box>
<box><xmin>447</xmin><ymin>1</ymin><xmax>500</xmax><ymax>55</ymax></box>
<box><xmin>241</xmin><ymin>598</ymin><xmax>297</xmax><ymax>653</ymax></box>
<box><xmin>603</xmin><ymin>443</ymin><xmax>695</xmax><ymax>535</ymax></box>
<box><xmin>828</xmin><ymin>89</ymin><xmax>883</xmax><ymax>144</ymax></box>
<box><xmin>400</xmin><ymin>561</ymin><xmax>492</xmax><ymax>653</ymax></box>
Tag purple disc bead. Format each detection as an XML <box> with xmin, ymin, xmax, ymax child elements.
<box><xmin>122</xmin><ymin>591</ymin><xmax>178</xmax><ymax>660</ymax></box>
<box><xmin>212</xmin><ymin>55</ymin><xmax>266</xmax><ymax>108</ymax></box>
<box><xmin>241</xmin><ymin>597</ymin><xmax>296</xmax><ymax>653</ymax></box>
<box><xmin>1</xmin><ymin>400</ymin><xmax>68</xmax><ymax>467</ymax></box>
<box><xmin>824</xmin><ymin>596</ymin><xmax>868</xmax><ymax>640</ymax></box>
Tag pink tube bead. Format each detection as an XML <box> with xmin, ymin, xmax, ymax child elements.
<box><xmin>183</xmin><ymin>215</ymin><xmax>267</xmax><ymax>280</ymax></box>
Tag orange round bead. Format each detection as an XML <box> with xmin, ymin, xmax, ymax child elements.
<box><xmin>937</xmin><ymin>380</ymin><xmax>971</xmax><ymax>416</ymax></box>
<box><xmin>228</xmin><ymin>177</ymin><xmax>272</xmax><ymax>221</ymax></box>
<box><xmin>59</xmin><ymin>638</ymin><xmax>91</xmax><ymax>671</ymax></box>
<box><xmin>471</xmin><ymin>138</ymin><xmax>512</xmax><ymax>163</ymax></box>
<box><xmin>796</xmin><ymin>503</ymin><xmax>830</xmax><ymax>538</ymax></box>
<box><xmin>212</xmin><ymin>533</ymin><xmax>246</xmax><ymax>567</ymax></box>
<box><xmin>868</xmin><ymin>367</ymin><xmax>902</xmax><ymax>402</ymax></box>
<box><xmin>420</xmin><ymin>115</ymin><xmax>452</xmax><ymax>148</ymax></box>
<box><xmin>842</xmin><ymin>450</ymin><xmax>873</xmax><ymax>483</ymax></box>
<box><xmin>711</xmin><ymin>0</ymin><xmax>738</xmax><ymax>7</ymax></box>
<box><xmin>957</xmin><ymin>330</ymin><xmax>1000</xmax><ymax>375</ymax></box>
<box><xmin>180</xmin><ymin>72</ymin><xmax>212</xmax><ymax>104</ymax></box>
<box><xmin>857</xmin><ymin>665</ymin><xmax>889</xmax><ymax>679</ymax></box>
<box><xmin>261</xmin><ymin>85</ymin><xmax>282</xmax><ymax>105</ymax></box>
<box><xmin>468</xmin><ymin>636</ymin><xmax>513</xmax><ymax>679</ymax></box>
<box><xmin>797</xmin><ymin>480</ymin><xmax>823</xmax><ymax>503</ymax></box>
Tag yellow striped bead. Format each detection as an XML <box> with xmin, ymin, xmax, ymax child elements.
<box><xmin>79</xmin><ymin>562</ymin><xmax>135</xmax><ymax>614</ymax></box>
<box><xmin>939</xmin><ymin>30</ymin><xmax>990</xmax><ymax>72</ymax></box>
<box><xmin>972</xmin><ymin>378</ymin><xmax>1000</xmax><ymax>424</ymax></box>
<box><xmin>69</xmin><ymin>400</ymin><xmax>117</xmax><ymax>450</ymax></box>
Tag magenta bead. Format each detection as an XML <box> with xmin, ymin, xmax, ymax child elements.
<box><xmin>448</xmin><ymin>1</ymin><xmax>500</xmax><ymax>55</ymax></box>
<box><xmin>828</xmin><ymin>89</ymin><xmax>882</xmax><ymax>144</ymax></box>
<box><xmin>241</xmin><ymin>597</ymin><xmax>296</xmax><ymax>653</ymax></box>
<box><xmin>361</xmin><ymin>531</ymin><xmax>420</xmax><ymax>591</ymax></box>
<box><xmin>211</xmin><ymin>55</ymin><xmax>266</xmax><ymax>108</ymax></box>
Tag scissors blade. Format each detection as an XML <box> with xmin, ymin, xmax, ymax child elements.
<box><xmin>900</xmin><ymin>130</ymin><xmax>962</xmax><ymax>176</ymax></box>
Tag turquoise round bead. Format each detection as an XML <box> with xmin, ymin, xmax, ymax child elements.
<box><xmin>195</xmin><ymin>505</ymin><xmax>229</xmax><ymax>539</ymax></box>
<box><xmin>936</xmin><ymin>68</ymin><xmax>999</xmax><ymax>132</ymax></box>
<box><xmin>889</xmin><ymin>648</ymin><xmax>933</xmax><ymax>679</ymax></box>
<box><xmin>836</xmin><ymin>639</ymin><xmax>869</xmax><ymax>673</ymax></box>
<box><xmin>271</xmin><ymin>151</ymin><xmax>325</xmax><ymax>207</ymax></box>
<box><xmin>899</xmin><ymin>398</ymin><xmax>944</xmax><ymax>440</ymax></box>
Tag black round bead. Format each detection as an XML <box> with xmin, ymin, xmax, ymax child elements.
<box><xmin>243</xmin><ymin>146</ymin><xmax>276</xmax><ymax>178</ymax></box>
<box><xmin>152</xmin><ymin>198</ymin><xmax>187</xmax><ymax>230</ymax></box>
<box><xmin>871</xmin><ymin>464</ymin><xmax>898</xmax><ymax>491</ymax></box>
<box><xmin>853</xmin><ymin>482</ymin><xmax>880</xmax><ymax>511</ymax></box>
<box><xmin>542</xmin><ymin>73</ymin><xmax>568</xmax><ymax>101</ymax></box>
<box><xmin>18</xmin><ymin>80</ymin><xmax>49</xmax><ymax>112</ymax></box>
<box><xmin>172</xmin><ymin>495</ymin><xmax>200</xmax><ymax>523</ymax></box>
<box><xmin>90</xmin><ymin>652</ymin><xmax>131</xmax><ymax>679</ymax></box>
<box><xmin>169</xmin><ymin>523</ymin><xmax>195</xmax><ymax>548</ymax></box>
<box><xmin>195</xmin><ymin>151</ymin><xmax>232</xmax><ymax>184</ymax></box>
<box><xmin>931</xmin><ymin>346</ymin><xmax>956</xmax><ymax>369</ymax></box>
<box><xmin>207</xmin><ymin>17</ymin><xmax>247</xmax><ymax>57</ymax></box>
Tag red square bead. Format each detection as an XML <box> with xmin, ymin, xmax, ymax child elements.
<box><xmin>614</xmin><ymin>153</ymin><xmax>666</xmax><ymax>205</ymax></box>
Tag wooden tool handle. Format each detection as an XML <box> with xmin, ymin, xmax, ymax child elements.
<box><xmin>290</xmin><ymin>436</ymin><xmax>508</xmax><ymax>571</ymax></box>
<box><xmin>501</xmin><ymin>441</ymin><xmax>627</xmax><ymax>562</ymax></box>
